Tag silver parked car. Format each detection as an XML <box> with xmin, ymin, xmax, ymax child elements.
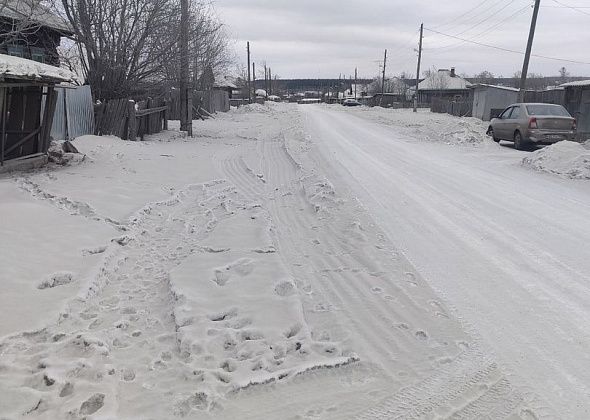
<box><xmin>487</xmin><ymin>103</ymin><xmax>576</xmax><ymax>150</ymax></box>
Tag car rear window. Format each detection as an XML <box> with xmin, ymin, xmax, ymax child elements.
<box><xmin>526</xmin><ymin>105</ymin><xmax>570</xmax><ymax>117</ymax></box>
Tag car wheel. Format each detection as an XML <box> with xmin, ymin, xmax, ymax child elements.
<box><xmin>488</xmin><ymin>127</ymin><xmax>500</xmax><ymax>142</ymax></box>
<box><xmin>514</xmin><ymin>131</ymin><xmax>527</xmax><ymax>151</ymax></box>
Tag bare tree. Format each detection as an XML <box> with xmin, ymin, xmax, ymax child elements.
<box><xmin>61</xmin><ymin>0</ymin><xmax>177</xmax><ymax>100</ymax></box>
<box><xmin>473</xmin><ymin>70</ymin><xmax>495</xmax><ymax>85</ymax></box>
<box><xmin>153</xmin><ymin>1</ymin><xmax>232</xmax><ymax>93</ymax></box>
<box><xmin>559</xmin><ymin>66</ymin><xmax>571</xmax><ymax>84</ymax></box>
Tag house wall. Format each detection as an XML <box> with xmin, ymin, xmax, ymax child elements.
<box><xmin>0</xmin><ymin>20</ymin><xmax>62</xmax><ymax>66</ymax></box>
<box><xmin>419</xmin><ymin>89</ymin><xmax>471</xmax><ymax>104</ymax></box>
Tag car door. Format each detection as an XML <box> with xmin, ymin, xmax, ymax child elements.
<box><xmin>495</xmin><ymin>106</ymin><xmax>514</xmax><ymax>140</ymax></box>
<box><xmin>505</xmin><ymin>105</ymin><xmax>522</xmax><ymax>139</ymax></box>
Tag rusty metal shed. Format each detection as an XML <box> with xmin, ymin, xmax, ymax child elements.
<box><xmin>0</xmin><ymin>54</ymin><xmax>72</xmax><ymax>171</ymax></box>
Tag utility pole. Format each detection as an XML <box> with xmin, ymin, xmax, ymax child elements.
<box><xmin>252</xmin><ymin>62</ymin><xmax>256</xmax><ymax>100</ymax></box>
<box><xmin>519</xmin><ymin>0</ymin><xmax>541</xmax><ymax>102</ymax></box>
<box><xmin>354</xmin><ymin>67</ymin><xmax>358</xmax><ymax>100</ymax></box>
<box><xmin>414</xmin><ymin>23</ymin><xmax>424</xmax><ymax>113</ymax></box>
<box><xmin>269</xmin><ymin>68</ymin><xmax>272</xmax><ymax>96</ymax></box>
<box><xmin>380</xmin><ymin>49</ymin><xmax>387</xmax><ymax>106</ymax></box>
<box><xmin>179</xmin><ymin>0</ymin><xmax>192</xmax><ymax>136</ymax></box>
<box><xmin>247</xmin><ymin>42</ymin><xmax>252</xmax><ymax>104</ymax></box>
<box><xmin>264</xmin><ymin>63</ymin><xmax>268</xmax><ymax>95</ymax></box>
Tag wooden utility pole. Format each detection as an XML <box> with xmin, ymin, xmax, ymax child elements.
<box><xmin>263</xmin><ymin>63</ymin><xmax>268</xmax><ymax>95</ymax></box>
<box><xmin>252</xmin><ymin>62</ymin><xmax>256</xmax><ymax>99</ymax></box>
<box><xmin>381</xmin><ymin>49</ymin><xmax>387</xmax><ymax>105</ymax></box>
<box><xmin>247</xmin><ymin>42</ymin><xmax>252</xmax><ymax>103</ymax></box>
<box><xmin>414</xmin><ymin>23</ymin><xmax>424</xmax><ymax>113</ymax></box>
<box><xmin>354</xmin><ymin>67</ymin><xmax>358</xmax><ymax>100</ymax></box>
<box><xmin>268</xmin><ymin>68</ymin><xmax>272</xmax><ymax>95</ymax></box>
<box><xmin>179</xmin><ymin>0</ymin><xmax>192</xmax><ymax>136</ymax></box>
<box><xmin>519</xmin><ymin>0</ymin><xmax>541</xmax><ymax>102</ymax></box>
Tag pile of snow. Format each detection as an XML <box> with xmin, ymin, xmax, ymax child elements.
<box><xmin>230</xmin><ymin>102</ymin><xmax>276</xmax><ymax>115</ymax></box>
<box><xmin>522</xmin><ymin>141</ymin><xmax>590</xmax><ymax>179</ymax></box>
<box><xmin>337</xmin><ymin>106</ymin><xmax>490</xmax><ymax>146</ymax></box>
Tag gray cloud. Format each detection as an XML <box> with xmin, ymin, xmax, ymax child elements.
<box><xmin>215</xmin><ymin>0</ymin><xmax>590</xmax><ymax>79</ymax></box>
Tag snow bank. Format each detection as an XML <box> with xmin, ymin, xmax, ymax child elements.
<box><xmin>522</xmin><ymin>141</ymin><xmax>590</xmax><ymax>179</ymax></box>
<box><xmin>230</xmin><ymin>102</ymin><xmax>277</xmax><ymax>115</ymax></box>
<box><xmin>335</xmin><ymin>106</ymin><xmax>491</xmax><ymax>146</ymax></box>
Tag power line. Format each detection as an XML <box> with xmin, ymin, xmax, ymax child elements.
<box><xmin>424</xmin><ymin>27</ymin><xmax>590</xmax><ymax>65</ymax></box>
<box><xmin>427</xmin><ymin>4</ymin><xmax>531</xmax><ymax>52</ymax></box>
<box><xmin>431</xmin><ymin>0</ymin><xmax>493</xmax><ymax>30</ymax></box>
<box><xmin>551</xmin><ymin>0</ymin><xmax>590</xmax><ymax>16</ymax></box>
<box><xmin>435</xmin><ymin>0</ymin><xmax>527</xmax><ymax>36</ymax></box>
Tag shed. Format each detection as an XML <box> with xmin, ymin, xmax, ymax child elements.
<box><xmin>561</xmin><ymin>80</ymin><xmax>590</xmax><ymax>140</ymax></box>
<box><xmin>0</xmin><ymin>54</ymin><xmax>73</xmax><ymax>170</ymax></box>
<box><xmin>470</xmin><ymin>84</ymin><xmax>519</xmax><ymax>121</ymax></box>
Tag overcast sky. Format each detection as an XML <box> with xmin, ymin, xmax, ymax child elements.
<box><xmin>214</xmin><ymin>0</ymin><xmax>590</xmax><ymax>79</ymax></box>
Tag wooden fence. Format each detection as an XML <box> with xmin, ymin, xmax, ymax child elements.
<box><xmin>94</xmin><ymin>98</ymin><xmax>168</xmax><ymax>141</ymax></box>
<box><xmin>431</xmin><ymin>98</ymin><xmax>472</xmax><ymax>117</ymax></box>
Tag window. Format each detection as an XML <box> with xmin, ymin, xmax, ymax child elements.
<box><xmin>510</xmin><ymin>106</ymin><xmax>521</xmax><ymax>119</ymax></box>
<box><xmin>499</xmin><ymin>107</ymin><xmax>513</xmax><ymax>119</ymax></box>
<box><xmin>7</xmin><ymin>45</ymin><xmax>24</xmax><ymax>58</ymax></box>
<box><xmin>30</xmin><ymin>47</ymin><xmax>45</xmax><ymax>63</ymax></box>
<box><xmin>526</xmin><ymin>104</ymin><xmax>570</xmax><ymax>117</ymax></box>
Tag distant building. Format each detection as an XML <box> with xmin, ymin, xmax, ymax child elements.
<box><xmin>470</xmin><ymin>84</ymin><xmax>519</xmax><ymax>121</ymax></box>
<box><xmin>418</xmin><ymin>68</ymin><xmax>472</xmax><ymax>103</ymax></box>
<box><xmin>0</xmin><ymin>0</ymin><xmax>73</xmax><ymax>66</ymax></box>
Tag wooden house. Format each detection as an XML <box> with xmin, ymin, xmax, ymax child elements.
<box><xmin>0</xmin><ymin>0</ymin><xmax>73</xmax><ymax>66</ymax></box>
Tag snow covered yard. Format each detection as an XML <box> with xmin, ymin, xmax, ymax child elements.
<box><xmin>1</xmin><ymin>102</ymin><xmax>588</xmax><ymax>418</ymax></box>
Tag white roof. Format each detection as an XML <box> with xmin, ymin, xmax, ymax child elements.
<box><xmin>471</xmin><ymin>83</ymin><xmax>519</xmax><ymax>92</ymax></box>
<box><xmin>213</xmin><ymin>75</ymin><xmax>237</xmax><ymax>89</ymax></box>
<box><xmin>0</xmin><ymin>54</ymin><xmax>74</xmax><ymax>83</ymax></box>
<box><xmin>255</xmin><ymin>89</ymin><xmax>267</xmax><ymax>96</ymax></box>
<box><xmin>561</xmin><ymin>80</ymin><xmax>590</xmax><ymax>87</ymax></box>
<box><xmin>418</xmin><ymin>69</ymin><xmax>472</xmax><ymax>91</ymax></box>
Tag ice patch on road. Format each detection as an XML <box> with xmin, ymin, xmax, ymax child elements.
<box><xmin>522</xmin><ymin>141</ymin><xmax>590</xmax><ymax>179</ymax></box>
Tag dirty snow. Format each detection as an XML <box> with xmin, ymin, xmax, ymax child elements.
<box><xmin>324</xmin><ymin>105</ymin><xmax>492</xmax><ymax>146</ymax></box>
<box><xmin>1</xmin><ymin>102</ymin><xmax>587</xmax><ymax>418</ymax></box>
<box><xmin>522</xmin><ymin>140</ymin><xmax>590</xmax><ymax>179</ymax></box>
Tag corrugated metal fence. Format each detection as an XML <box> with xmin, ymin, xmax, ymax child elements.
<box><xmin>50</xmin><ymin>85</ymin><xmax>94</xmax><ymax>141</ymax></box>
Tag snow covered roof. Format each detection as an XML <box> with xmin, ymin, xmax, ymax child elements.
<box><xmin>418</xmin><ymin>69</ymin><xmax>472</xmax><ymax>91</ymax></box>
<box><xmin>470</xmin><ymin>84</ymin><xmax>519</xmax><ymax>92</ymax></box>
<box><xmin>0</xmin><ymin>0</ymin><xmax>73</xmax><ymax>34</ymax></box>
<box><xmin>213</xmin><ymin>75</ymin><xmax>237</xmax><ymax>89</ymax></box>
<box><xmin>561</xmin><ymin>80</ymin><xmax>590</xmax><ymax>87</ymax></box>
<box><xmin>0</xmin><ymin>54</ymin><xmax>74</xmax><ymax>83</ymax></box>
<box><xmin>255</xmin><ymin>89</ymin><xmax>267</xmax><ymax>97</ymax></box>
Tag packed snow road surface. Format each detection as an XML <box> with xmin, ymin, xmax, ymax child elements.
<box><xmin>1</xmin><ymin>102</ymin><xmax>583</xmax><ymax>418</ymax></box>
<box><xmin>301</xmin><ymin>105</ymin><xmax>590</xmax><ymax>419</ymax></box>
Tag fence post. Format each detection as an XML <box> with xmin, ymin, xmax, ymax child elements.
<box><xmin>127</xmin><ymin>100</ymin><xmax>137</xmax><ymax>141</ymax></box>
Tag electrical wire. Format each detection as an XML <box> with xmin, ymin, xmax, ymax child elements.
<box><xmin>551</xmin><ymin>0</ymin><xmax>590</xmax><ymax>16</ymax></box>
<box><xmin>424</xmin><ymin>27</ymin><xmax>590</xmax><ymax>65</ymax></box>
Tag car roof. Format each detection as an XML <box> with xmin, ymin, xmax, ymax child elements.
<box><xmin>508</xmin><ymin>103</ymin><xmax>564</xmax><ymax>107</ymax></box>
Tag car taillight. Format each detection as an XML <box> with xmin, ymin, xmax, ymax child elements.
<box><xmin>573</xmin><ymin>119</ymin><xmax>577</xmax><ymax>131</ymax></box>
<box><xmin>529</xmin><ymin>117</ymin><xmax>538</xmax><ymax>129</ymax></box>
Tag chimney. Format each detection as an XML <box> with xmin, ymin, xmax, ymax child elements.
<box><xmin>451</xmin><ymin>68</ymin><xmax>456</xmax><ymax>78</ymax></box>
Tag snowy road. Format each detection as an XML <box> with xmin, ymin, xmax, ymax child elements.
<box><xmin>302</xmin><ymin>105</ymin><xmax>590</xmax><ymax>418</ymax></box>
